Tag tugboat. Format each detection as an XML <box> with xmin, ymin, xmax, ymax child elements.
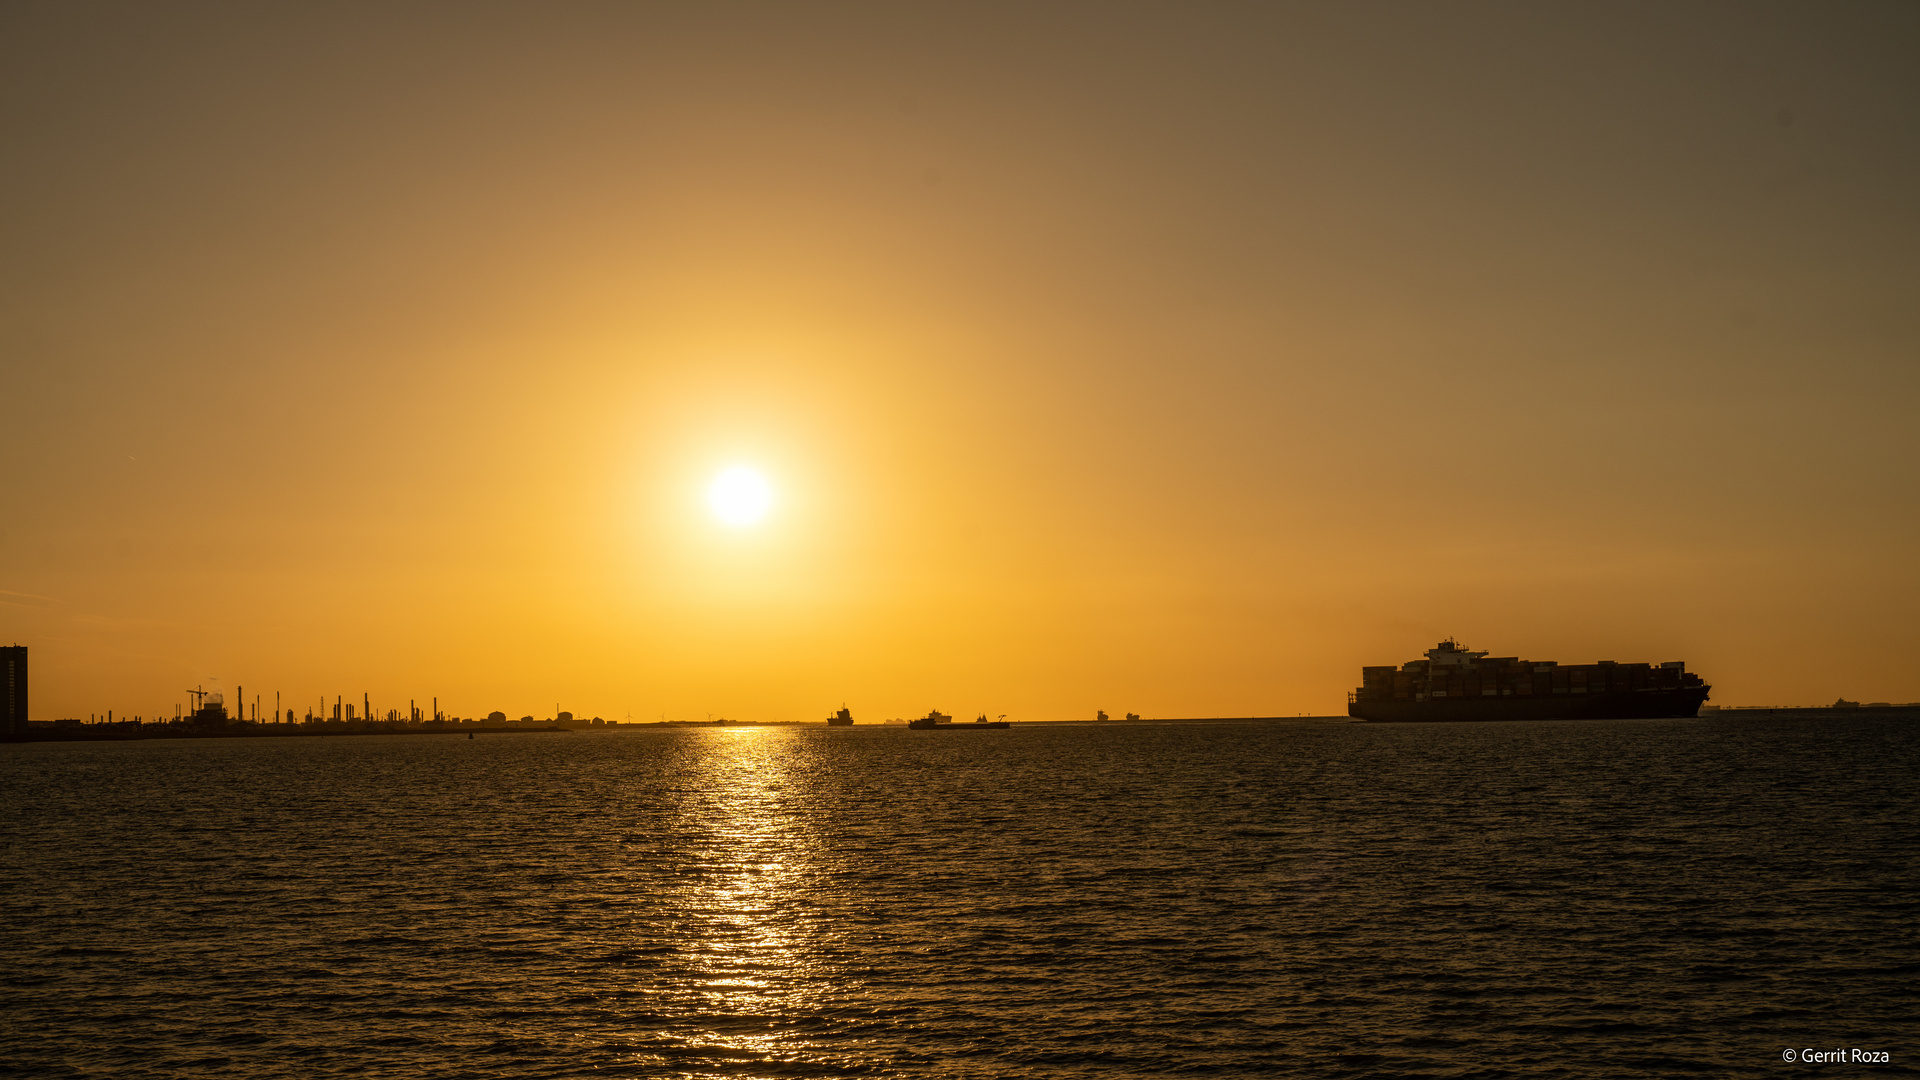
<box><xmin>826</xmin><ymin>705</ymin><xmax>853</xmax><ymax>726</ymax></box>
<box><xmin>908</xmin><ymin>710</ymin><xmax>1009</xmax><ymax>729</ymax></box>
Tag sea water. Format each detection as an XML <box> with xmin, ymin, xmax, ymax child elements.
<box><xmin>3</xmin><ymin>714</ymin><xmax>1915</xmax><ymax>1077</ymax></box>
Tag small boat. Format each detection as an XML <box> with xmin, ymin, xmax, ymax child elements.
<box><xmin>908</xmin><ymin>710</ymin><xmax>1009</xmax><ymax>730</ymax></box>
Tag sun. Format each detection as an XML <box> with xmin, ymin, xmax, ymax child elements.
<box><xmin>707</xmin><ymin>466</ymin><xmax>773</xmax><ymax>526</ymax></box>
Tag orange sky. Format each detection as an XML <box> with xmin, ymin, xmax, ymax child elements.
<box><xmin>4</xmin><ymin>3</ymin><xmax>1917</xmax><ymax>720</ymax></box>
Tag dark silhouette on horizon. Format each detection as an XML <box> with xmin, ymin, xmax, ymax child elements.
<box><xmin>1350</xmin><ymin>639</ymin><xmax>1710</xmax><ymax>722</ymax></box>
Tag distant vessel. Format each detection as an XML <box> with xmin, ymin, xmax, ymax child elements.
<box><xmin>826</xmin><ymin>706</ymin><xmax>853</xmax><ymax>726</ymax></box>
<box><xmin>1349</xmin><ymin>639</ymin><xmax>1710</xmax><ymax>722</ymax></box>
<box><xmin>908</xmin><ymin>709</ymin><xmax>1009</xmax><ymax>730</ymax></box>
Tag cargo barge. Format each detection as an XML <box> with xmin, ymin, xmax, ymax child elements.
<box><xmin>1348</xmin><ymin>639</ymin><xmax>1709</xmax><ymax>722</ymax></box>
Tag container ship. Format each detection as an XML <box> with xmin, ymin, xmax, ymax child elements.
<box><xmin>1348</xmin><ymin>639</ymin><xmax>1710</xmax><ymax>722</ymax></box>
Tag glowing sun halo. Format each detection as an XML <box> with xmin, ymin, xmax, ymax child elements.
<box><xmin>707</xmin><ymin>466</ymin><xmax>773</xmax><ymax>526</ymax></box>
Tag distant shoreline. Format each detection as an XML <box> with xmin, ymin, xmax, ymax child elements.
<box><xmin>1</xmin><ymin>715</ymin><xmax>1350</xmax><ymax>741</ymax></box>
<box><xmin>7</xmin><ymin>706</ymin><xmax>1911</xmax><ymax>743</ymax></box>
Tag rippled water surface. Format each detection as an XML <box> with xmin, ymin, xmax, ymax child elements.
<box><xmin>4</xmin><ymin>715</ymin><xmax>1917</xmax><ymax>1077</ymax></box>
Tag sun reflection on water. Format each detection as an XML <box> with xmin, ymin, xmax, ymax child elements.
<box><xmin>620</xmin><ymin>727</ymin><xmax>853</xmax><ymax>1074</ymax></box>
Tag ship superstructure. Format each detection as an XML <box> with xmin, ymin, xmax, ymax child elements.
<box><xmin>1348</xmin><ymin>639</ymin><xmax>1709</xmax><ymax>722</ymax></box>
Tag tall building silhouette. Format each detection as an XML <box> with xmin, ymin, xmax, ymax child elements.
<box><xmin>2</xmin><ymin>646</ymin><xmax>25</xmax><ymax>737</ymax></box>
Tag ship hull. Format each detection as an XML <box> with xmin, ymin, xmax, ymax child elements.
<box><xmin>1350</xmin><ymin>687</ymin><xmax>1709</xmax><ymax>723</ymax></box>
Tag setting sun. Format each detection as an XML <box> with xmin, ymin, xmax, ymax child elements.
<box><xmin>707</xmin><ymin>466</ymin><xmax>773</xmax><ymax>527</ymax></box>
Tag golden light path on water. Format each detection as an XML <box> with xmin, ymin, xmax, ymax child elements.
<box><xmin>625</xmin><ymin>726</ymin><xmax>853</xmax><ymax>1075</ymax></box>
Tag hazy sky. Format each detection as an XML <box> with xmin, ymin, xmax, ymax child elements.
<box><xmin>4</xmin><ymin>2</ymin><xmax>1917</xmax><ymax>720</ymax></box>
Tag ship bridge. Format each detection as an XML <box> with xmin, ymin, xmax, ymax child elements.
<box><xmin>1424</xmin><ymin>638</ymin><xmax>1487</xmax><ymax>667</ymax></box>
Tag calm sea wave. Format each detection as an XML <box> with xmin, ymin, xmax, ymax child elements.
<box><xmin>3</xmin><ymin>715</ymin><xmax>1916</xmax><ymax>1078</ymax></box>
